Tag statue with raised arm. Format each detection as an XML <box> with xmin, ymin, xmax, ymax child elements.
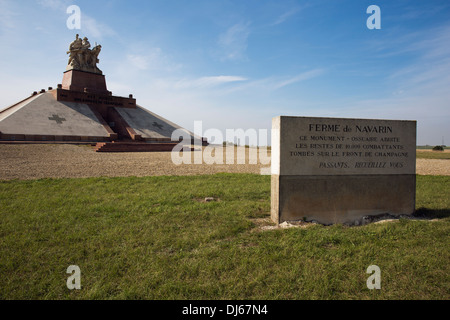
<box><xmin>66</xmin><ymin>34</ymin><xmax>103</xmax><ymax>74</ymax></box>
<box><xmin>67</xmin><ymin>34</ymin><xmax>83</xmax><ymax>69</ymax></box>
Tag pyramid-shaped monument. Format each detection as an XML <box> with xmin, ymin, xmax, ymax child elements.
<box><xmin>0</xmin><ymin>35</ymin><xmax>207</xmax><ymax>151</ymax></box>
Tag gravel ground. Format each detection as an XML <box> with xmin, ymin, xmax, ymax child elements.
<box><xmin>0</xmin><ymin>144</ymin><xmax>268</xmax><ymax>180</ymax></box>
<box><xmin>416</xmin><ymin>159</ymin><xmax>450</xmax><ymax>176</ymax></box>
<box><xmin>0</xmin><ymin>144</ymin><xmax>448</xmax><ymax>180</ymax></box>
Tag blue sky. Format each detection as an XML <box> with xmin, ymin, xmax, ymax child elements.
<box><xmin>0</xmin><ymin>0</ymin><xmax>449</xmax><ymax>145</ymax></box>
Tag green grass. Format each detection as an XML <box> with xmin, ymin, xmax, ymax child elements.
<box><xmin>416</xmin><ymin>150</ymin><xmax>450</xmax><ymax>160</ymax></box>
<box><xmin>0</xmin><ymin>174</ymin><xmax>449</xmax><ymax>300</ymax></box>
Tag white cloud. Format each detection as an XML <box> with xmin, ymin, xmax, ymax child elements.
<box><xmin>272</xmin><ymin>69</ymin><xmax>325</xmax><ymax>90</ymax></box>
<box><xmin>36</xmin><ymin>0</ymin><xmax>69</xmax><ymax>10</ymax></box>
<box><xmin>386</xmin><ymin>24</ymin><xmax>450</xmax><ymax>95</ymax></box>
<box><xmin>82</xmin><ymin>14</ymin><xmax>117</xmax><ymax>40</ymax></box>
<box><xmin>174</xmin><ymin>76</ymin><xmax>247</xmax><ymax>89</ymax></box>
<box><xmin>218</xmin><ymin>22</ymin><xmax>251</xmax><ymax>61</ymax></box>
<box><xmin>214</xmin><ymin>69</ymin><xmax>325</xmax><ymax>95</ymax></box>
<box><xmin>36</xmin><ymin>0</ymin><xmax>116</xmax><ymax>40</ymax></box>
<box><xmin>271</xmin><ymin>7</ymin><xmax>301</xmax><ymax>26</ymax></box>
<box><xmin>327</xmin><ymin>24</ymin><xmax>450</xmax><ymax>145</ymax></box>
<box><xmin>125</xmin><ymin>48</ymin><xmax>182</xmax><ymax>73</ymax></box>
<box><xmin>127</xmin><ymin>54</ymin><xmax>153</xmax><ymax>71</ymax></box>
<box><xmin>0</xmin><ymin>0</ymin><xmax>19</xmax><ymax>30</ymax></box>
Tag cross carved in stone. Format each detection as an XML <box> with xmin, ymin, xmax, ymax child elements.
<box><xmin>48</xmin><ymin>115</ymin><xmax>67</xmax><ymax>124</ymax></box>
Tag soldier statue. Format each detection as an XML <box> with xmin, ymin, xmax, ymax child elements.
<box><xmin>67</xmin><ymin>34</ymin><xmax>102</xmax><ymax>74</ymax></box>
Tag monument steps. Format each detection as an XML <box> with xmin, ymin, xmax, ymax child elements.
<box><xmin>94</xmin><ymin>141</ymin><xmax>186</xmax><ymax>153</ymax></box>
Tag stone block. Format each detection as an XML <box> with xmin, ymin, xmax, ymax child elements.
<box><xmin>62</xmin><ymin>70</ymin><xmax>108</xmax><ymax>94</ymax></box>
<box><xmin>271</xmin><ymin>116</ymin><xmax>417</xmax><ymax>225</ymax></box>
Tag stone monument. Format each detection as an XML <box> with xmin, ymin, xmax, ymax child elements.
<box><xmin>0</xmin><ymin>35</ymin><xmax>208</xmax><ymax>151</ymax></box>
<box><xmin>271</xmin><ymin>116</ymin><xmax>417</xmax><ymax>225</ymax></box>
<box><xmin>67</xmin><ymin>34</ymin><xmax>103</xmax><ymax>74</ymax></box>
<box><xmin>62</xmin><ymin>34</ymin><xmax>107</xmax><ymax>94</ymax></box>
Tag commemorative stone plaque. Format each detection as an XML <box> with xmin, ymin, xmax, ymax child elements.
<box><xmin>271</xmin><ymin>116</ymin><xmax>417</xmax><ymax>225</ymax></box>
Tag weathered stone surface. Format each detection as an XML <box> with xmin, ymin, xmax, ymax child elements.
<box><xmin>61</xmin><ymin>70</ymin><xmax>108</xmax><ymax>94</ymax></box>
<box><xmin>271</xmin><ymin>174</ymin><xmax>416</xmax><ymax>225</ymax></box>
<box><xmin>0</xmin><ymin>92</ymin><xmax>111</xmax><ymax>138</ymax></box>
<box><xmin>115</xmin><ymin>105</ymin><xmax>195</xmax><ymax>141</ymax></box>
<box><xmin>272</xmin><ymin>116</ymin><xmax>416</xmax><ymax>176</ymax></box>
<box><xmin>271</xmin><ymin>116</ymin><xmax>417</xmax><ymax>225</ymax></box>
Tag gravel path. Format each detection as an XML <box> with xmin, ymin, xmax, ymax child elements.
<box><xmin>0</xmin><ymin>144</ymin><xmax>448</xmax><ymax>180</ymax></box>
<box><xmin>416</xmin><ymin>159</ymin><xmax>450</xmax><ymax>176</ymax></box>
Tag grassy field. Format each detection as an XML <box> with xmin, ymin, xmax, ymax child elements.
<box><xmin>416</xmin><ymin>150</ymin><xmax>450</xmax><ymax>160</ymax></box>
<box><xmin>0</xmin><ymin>174</ymin><xmax>449</xmax><ymax>300</ymax></box>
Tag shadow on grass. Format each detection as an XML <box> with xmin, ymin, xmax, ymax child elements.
<box><xmin>414</xmin><ymin>208</ymin><xmax>450</xmax><ymax>219</ymax></box>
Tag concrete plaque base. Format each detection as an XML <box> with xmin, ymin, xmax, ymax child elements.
<box><xmin>271</xmin><ymin>174</ymin><xmax>416</xmax><ymax>225</ymax></box>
